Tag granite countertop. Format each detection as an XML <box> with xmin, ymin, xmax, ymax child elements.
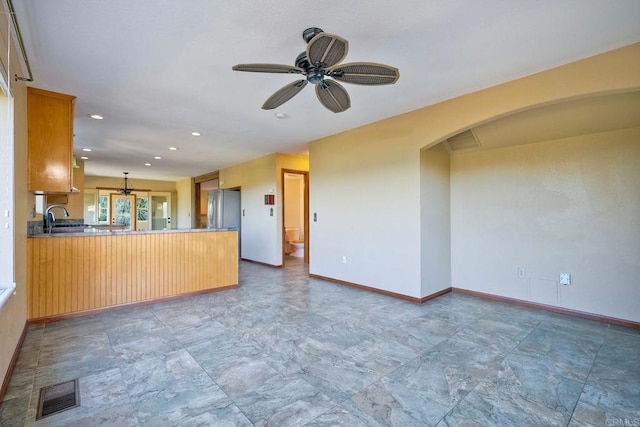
<box><xmin>28</xmin><ymin>227</ymin><xmax>238</xmax><ymax>238</ymax></box>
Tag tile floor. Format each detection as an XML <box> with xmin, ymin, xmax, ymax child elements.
<box><xmin>1</xmin><ymin>258</ymin><xmax>639</xmax><ymax>426</ymax></box>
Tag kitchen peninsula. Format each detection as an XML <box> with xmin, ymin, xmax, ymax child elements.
<box><xmin>27</xmin><ymin>228</ymin><xmax>238</xmax><ymax>322</ymax></box>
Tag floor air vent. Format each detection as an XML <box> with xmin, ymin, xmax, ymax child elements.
<box><xmin>36</xmin><ymin>379</ymin><xmax>80</xmax><ymax>419</ymax></box>
<box><xmin>445</xmin><ymin>129</ymin><xmax>481</xmax><ymax>151</ymax></box>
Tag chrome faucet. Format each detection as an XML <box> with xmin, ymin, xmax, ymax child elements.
<box><xmin>45</xmin><ymin>204</ymin><xmax>69</xmax><ymax>233</ymax></box>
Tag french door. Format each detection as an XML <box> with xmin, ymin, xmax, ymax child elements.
<box><xmin>150</xmin><ymin>192</ymin><xmax>172</xmax><ymax>230</ymax></box>
<box><xmin>110</xmin><ymin>194</ymin><xmax>136</xmax><ymax>231</ymax></box>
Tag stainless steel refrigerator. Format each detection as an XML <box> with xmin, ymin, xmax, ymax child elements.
<box><xmin>207</xmin><ymin>189</ymin><xmax>241</xmax><ymax>229</ymax></box>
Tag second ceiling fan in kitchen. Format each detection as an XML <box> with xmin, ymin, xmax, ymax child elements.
<box><xmin>232</xmin><ymin>27</ymin><xmax>400</xmax><ymax>113</ymax></box>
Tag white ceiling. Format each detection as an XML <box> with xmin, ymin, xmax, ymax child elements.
<box><xmin>12</xmin><ymin>0</ymin><xmax>640</xmax><ymax>181</ymax></box>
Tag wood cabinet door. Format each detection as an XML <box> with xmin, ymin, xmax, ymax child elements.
<box><xmin>27</xmin><ymin>87</ymin><xmax>76</xmax><ymax>192</ymax></box>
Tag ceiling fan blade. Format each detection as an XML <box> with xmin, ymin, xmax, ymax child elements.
<box><xmin>328</xmin><ymin>62</ymin><xmax>400</xmax><ymax>85</ymax></box>
<box><xmin>315</xmin><ymin>80</ymin><xmax>351</xmax><ymax>113</ymax></box>
<box><xmin>306</xmin><ymin>33</ymin><xmax>348</xmax><ymax>68</ymax></box>
<box><xmin>232</xmin><ymin>63</ymin><xmax>304</xmax><ymax>74</ymax></box>
<box><xmin>262</xmin><ymin>79</ymin><xmax>308</xmax><ymax>110</ymax></box>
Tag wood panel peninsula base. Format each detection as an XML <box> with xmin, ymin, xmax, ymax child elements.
<box><xmin>27</xmin><ymin>229</ymin><xmax>238</xmax><ymax>322</ymax></box>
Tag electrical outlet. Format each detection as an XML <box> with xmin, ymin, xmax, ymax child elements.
<box><xmin>518</xmin><ymin>268</ymin><xmax>526</xmax><ymax>278</ymax></box>
<box><xmin>559</xmin><ymin>273</ymin><xmax>571</xmax><ymax>286</ymax></box>
<box><xmin>342</xmin><ymin>256</ymin><xmax>347</xmax><ymax>264</ymax></box>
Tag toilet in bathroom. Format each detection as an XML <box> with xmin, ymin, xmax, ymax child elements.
<box><xmin>285</xmin><ymin>228</ymin><xmax>305</xmax><ymax>258</ymax></box>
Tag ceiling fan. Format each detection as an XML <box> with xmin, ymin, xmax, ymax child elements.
<box><xmin>232</xmin><ymin>27</ymin><xmax>400</xmax><ymax>113</ymax></box>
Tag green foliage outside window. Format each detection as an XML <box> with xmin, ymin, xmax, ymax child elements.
<box><xmin>98</xmin><ymin>196</ymin><xmax>108</xmax><ymax>222</ymax></box>
<box><xmin>114</xmin><ymin>198</ymin><xmax>131</xmax><ymax>226</ymax></box>
<box><xmin>137</xmin><ymin>197</ymin><xmax>148</xmax><ymax>221</ymax></box>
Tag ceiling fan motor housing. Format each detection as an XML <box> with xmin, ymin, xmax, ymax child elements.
<box><xmin>295</xmin><ymin>51</ymin><xmax>324</xmax><ymax>85</ymax></box>
<box><xmin>307</xmin><ymin>71</ymin><xmax>324</xmax><ymax>85</ymax></box>
<box><xmin>302</xmin><ymin>27</ymin><xmax>324</xmax><ymax>43</ymax></box>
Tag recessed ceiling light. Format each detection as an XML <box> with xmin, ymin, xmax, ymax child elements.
<box><xmin>80</xmin><ymin>156</ymin><xmax>89</xmax><ymax>160</ymax></box>
<box><xmin>169</xmin><ymin>147</ymin><xmax>178</xmax><ymax>151</ymax></box>
<box><xmin>82</xmin><ymin>148</ymin><xmax>92</xmax><ymax>152</ymax></box>
<box><xmin>89</xmin><ymin>114</ymin><xmax>103</xmax><ymax>120</ymax></box>
<box><xmin>274</xmin><ymin>112</ymin><xmax>287</xmax><ymax>119</ymax></box>
<box><xmin>154</xmin><ymin>156</ymin><xmax>162</xmax><ymax>160</ymax></box>
<box><xmin>191</xmin><ymin>132</ymin><xmax>201</xmax><ymax>136</ymax></box>
<box><xmin>144</xmin><ymin>163</ymin><xmax>151</xmax><ymax>166</ymax></box>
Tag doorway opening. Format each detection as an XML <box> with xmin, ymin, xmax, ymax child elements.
<box><xmin>194</xmin><ymin>171</ymin><xmax>220</xmax><ymax>229</ymax></box>
<box><xmin>282</xmin><ymin>169</ymin><xmax>309</xmax><ymax>265</ymax></box>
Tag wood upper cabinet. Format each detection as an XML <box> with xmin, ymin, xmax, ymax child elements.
<box><xmin>27</xmin><ymin>87</ymin><xmax>76</xmax><ymax>193</ymax></box>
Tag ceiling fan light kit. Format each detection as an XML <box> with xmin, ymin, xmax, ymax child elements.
<box><xmin>232</xmin><ymin>27</ymin><xmax>399</xmax><ymax>113</ymax></box>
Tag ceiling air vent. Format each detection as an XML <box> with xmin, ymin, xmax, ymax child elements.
<box><xmin>445</xmin><ymin>129</ymin><xmax>481</xmax><ymax>152</ymax></box>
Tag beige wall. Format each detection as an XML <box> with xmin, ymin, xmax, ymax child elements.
<box><xmin>176</xmin><ymin>177</ymin><xmax>194</xmax><ymax>229</ymax></box>
<box><xmin>309</xmin><ymin>128</ymin><xmax>422</xmax><ymax>296</ymax></box>
<box><xmin>220</xmin><ymin>153</ymin><xmax>308</xmax><ymax>266</ymax></box>
<box><xmin>420</xmin><ymin>143</ymin><xmax>451</xmax><ymax>297</ymax></box>
<box><xmin>451</xmin><ymin>127</ymin><xmax>640</xmax><ymax>322</ymax></box>
<box><xmin>309</xmin><ymin>43</ymin><xmax>640</xmax><ymax>307</ymax></box>
<box><xmin>221</xmin><ymin>153</ymin><xmax>278</xmax><ymax>264</ymax></box>
<box><xmin>84</xmin><ymin>175</ymin><xmax>177</xmax><ymax>192</ymax></box>
<box><xmin>0</xmin><ymin>17</ymin><xmax>29</xmax><ymax>392</ymax></box>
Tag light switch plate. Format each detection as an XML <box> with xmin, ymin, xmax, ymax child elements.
<box><xmin>559</xmin><ymin>273</ymin><xmax>571</xmax><ymax>286</ymax></box>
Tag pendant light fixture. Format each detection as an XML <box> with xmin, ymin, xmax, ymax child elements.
<box><xmin>118</xmin><ymin>172</ymin><xmax>134</xmax><ymax>195</ymax></box>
